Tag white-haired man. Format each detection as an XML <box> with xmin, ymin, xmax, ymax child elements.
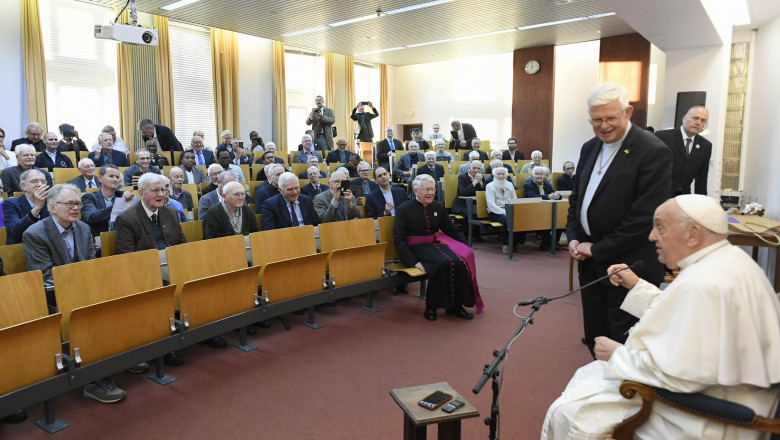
<box><xmin>434</xmin><ymin>139</ymin><xmax>454</xmax><ymax>162</ymax></box>
<box><xmin>198</xmin><ymin>170</ymin><xmax>238</xmax><ymax>221</ymax></box>
<box><xmin>261</xmin><ymin>172</ymin><xmax>316</xmax><ymax>230</ymax></box>
<box><xmin>167</xmin><ymin>167</ymin><xmax>193</xmax><ymax>212</ymax></box>
<box><xmin>1</xmin><ymin>144</ymin><xmax>54</xmax><ymax>195</ymax></box>
<box><xmin>253</xmin><ymin>163</ymin><xmax>285</xmax><ymax>212</ymax></box>
<box><xmin>520</xmin><ymin>149</ymin><xmax>548</xmax><ymax>173</ymax></box>
<box><xmin>67</xmin><ymin>158</ymin><xmax>100</xmax><ymax>191</ymax></box>
<box><xmin>543</xmin><ymin>195</ymin><xmax>780</xmax><ymax>439</ymax></box>
<box><xmin>394</xmin><ymin>141</ymin><xmax>422</xmax><ymax>183</ymax></box>
<box><xmin>10</xmin><ymin>122</ymin><xmax>44</xmax><ymax>152</ymax></box>
<box><xmin>314</xmin><ymin>170</ymin><xmax>362</xmax><ymax>223</ymax></box>
<box><xmin>485</xmin><ymin>167</ymin><xmax>524</xmax><ymax>254</ymax></box>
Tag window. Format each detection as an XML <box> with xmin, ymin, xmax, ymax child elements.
<box><xmin>40</xmin><ymin>0</ymin><xmax>119</xmax><ymax>144</ymax></box>
<box><xmin>285</xmin><ymin>49</ymin><xmax>325</xmax><ymax>149</ymax></box>
<box><xmin>354</xmin><ymin>61</ymin><xmax>381</xmax><ymax>140</ymax></box>
<box><xmin>169</xmin><ymin>22</ymin><xmax>217</xmax><ymax>147</ymax></box>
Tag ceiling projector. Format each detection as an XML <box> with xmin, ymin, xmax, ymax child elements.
<box><xmin>94</xmin><ymin>23</ymin><xmax>158</xmax><ymax>46</ymax></box>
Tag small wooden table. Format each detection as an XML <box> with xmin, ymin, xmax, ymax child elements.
<box><xmin>390</xmin><ymin>382</ymin><xmax>479</xmax><ymax>440</ymax></box>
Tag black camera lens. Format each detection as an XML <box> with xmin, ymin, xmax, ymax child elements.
<box><xmin>142</xmin><ymin>31</ymin><xmax>153</xmax><ymax>44</ymax></box>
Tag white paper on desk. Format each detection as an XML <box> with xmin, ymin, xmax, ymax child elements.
<box><xmin>110</xmin><ymin>196</ymin><xmax>139</xmax><ymax>222</ymax></box>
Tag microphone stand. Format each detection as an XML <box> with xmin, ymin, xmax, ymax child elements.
<box><xmin>473</xmin><ymin>297</ymin><xmax>547</xmax><ymax>440</ymax></box>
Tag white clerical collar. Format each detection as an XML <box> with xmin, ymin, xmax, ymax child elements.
<box><xmin>676</xmin><ymin>239</ymin><xmax>729</xmax><ymax>270</ymax></box>
<box><xmin>603</xmin><ymin>121</ymin><xmax>632</xmax><ymax>150</ymax></box>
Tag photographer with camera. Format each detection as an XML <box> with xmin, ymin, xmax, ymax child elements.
<box><xmin>306</xmin><ymin>95</ymin><xmax>335</xmax><ymax>152</ymax></box>
<box><xmin>313</xmin><ymin>170</ymin><xmax>362</xmax><ymax>223</ymax></box>
<box><xmin>57</xmin><ymin>123</ymin><xmax>88</xmax><ymax>161</ymax></box>
<box><xmin>350</xmin><ymin>101</ymin><xmax>379</xmax><ymax>143</ymax></box>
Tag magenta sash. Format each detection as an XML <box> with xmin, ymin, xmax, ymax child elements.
<box><xmin>406</xmin><ymin>234</ymin><xmax>484</xmax><ymax>314</ymax></box>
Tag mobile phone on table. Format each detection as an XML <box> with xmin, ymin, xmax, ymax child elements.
<box><xmin>418</xmin><ymin>390</ymin><xmax>452</xmax><ymax>410</ymax></box>
<box><xmin>441</xmin><ymin>399</ymin><xmax>465</xmax><ymax>413</ymax></box>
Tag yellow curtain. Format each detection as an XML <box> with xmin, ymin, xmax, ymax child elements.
<box><xmin>115</xmin><ymin>9</ymin><xmax>135</xmax><ymax>150</ymax></box>
<box><xmin>324</xmin><ymin>52</ymin><xmax>335</xmax><ymax>111</ymax></box>
<box><xmin>380</xmin><ymin>64</ymin><xmax>388</xmax><ymax>136</ymax></box>
<box><xmin>21</xmin><ymin>0</ymin><xmax>48</xmax><ymax>130</ymax></box>
<box><xmin>344</xmin><ymin>56</ymin><xmax>356</xmax><ymax>152</ymax></box>
<box><xmin>153</xmin><ymin>16</ymin><xmax>175</xmax><ymax>131</ymax></box>
<box><xmin>272</xmin><ymin>41</ymin><xmax>287</xmax><ymax>154</ymax></box>
<box><xmin>211</xmin><ymin>28</ymin><xmax>240</xmax><ymax>142</ymax></box>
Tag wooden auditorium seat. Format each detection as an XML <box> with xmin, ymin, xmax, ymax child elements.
<box><xmin>0</xmin><ymin>270</ymin><xmax>49</xmax><ymax>329</ymax></box>
<box><xmin>0</xmin><ymin>243</ymin><xmax>27</xmax><ymax>274</ymax></box>
<box><xmin>178</xmin><ymin>266</ymin><xmax>262</xmax><ymax>330</ymax></box>
<box><xmin>249</xmin><ymin>225</ymin><xmax>317</xmax><ymax>285</ymax></box>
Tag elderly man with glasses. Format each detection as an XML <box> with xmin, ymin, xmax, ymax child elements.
<box><xmin>202</xmin><ymin>181</ymin><xmax>259</xmax><ymax>239</ymax></box>
<box><xmin>350</xmin><ymin>161</ymin><xmax>378</xmax><ymax>197</ymax></box>
<box><xmin>3</xmin><ymin>169</ymin><xmax>51</xmax><ymax>244</ymax></box>
<box><xmin>557</xmin><ymin>161</ymin><xmax>576</xmax><ymax>191</ymax></box>
<box><xmin>1</xmin><ymin>144</ymin><xmax>54</xmax><ymax>195</ymax></box>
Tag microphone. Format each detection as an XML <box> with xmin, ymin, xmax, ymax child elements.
<box><xmin>517</xmin><ymin>260</ymin><xmax>645</xmax><ymax>307</ymax></box>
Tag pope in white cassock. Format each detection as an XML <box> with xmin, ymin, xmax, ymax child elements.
<box><xmin>542</xmin><ymin>194</ymin><xmax>780</xmax><ymax>440</ymax></box>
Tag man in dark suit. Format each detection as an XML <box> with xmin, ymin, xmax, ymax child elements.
<box><xmin>365</xmin><ymin>167</ymin><xmax>407</xmax><ymax>219</ymax></box>
<box><xmin>415</xmin><ymin>152</ymin><xmax>445</xmax><ymax>201</ymax></box>
<box><xmin>254</xmin><ymin>142</ymin><xmax>286</xmax><ymax>170</ymax></box>
<box><xmin>460</xmin><ymin>138</ymin><xmax>488</xmax><ymax>161</ymax></box>
<box><xmin>115</xmin><ymin>173</ymin><xmax>187</xmax><ymax>253</ymax></box>
<box><xmin>10</xmin><ymin>122</ymin><xmax>45</xmax><ymax>152</ymax></box>
<box><xmin>557</xmin><ymin>161</ymin><xmax>575</xmax><ymax>191</ymax></box>
<box><xmin>198</xmin><ymin>169</ymin><xmax>240</xmax><ymax>220</ymax></box>
<box><xmin>202</xmin><ymin>181</ymin><xmax>260</xmax><ymax>239</ymax></box>
<box><xmin>179</xmin><ymin>150</ymin><xmax>208</xmax><ymax>184</ymax></box>
<box><xmin>138</xmin><ymin>119</ymin><xmax>183</xmax><ymax>152</ymax></box>
<box><xmin>450</xmin><ymin>120</ymin><xmax>477</xmax><ymax>150</ymax></box>
<box><xmin>1</xmin><ymin>144</ymin><xmax>54</xmax><ymax>195</ymax></box>
<box><xmin>376</xmin><ymin>125</ymin><xmax>403</xmax><ymax>172</ymax></box>
<box><xmin>523</xmin><ymin>166</ymin><xmax>563</xmax><ymax>251</ymax></box>
<box><xmin>167</xmin><ymin>167</ymin><xmax>194</xmax><ymax>212</ymax></box>
<box><xmin>350</xmin><ymin>161</ymin><xmax>378</xmax><ymax>197</ymax></box>
<box><xmin>88</xmin><ymin>133</ymin><xmax>129</xmax><ymax>168</ymax></box>
<box><xmin>451</xmin><ymin>160</ymin><xmax>485</xmax><ymax>217</ymax></box>
<box><xmin>183</xmin><ymin>135</ymin><xmax>216</xmax><ymax>167</ymax></box>
<box><xmin>123</xmin><ymin>150</ymin><xmax>162</xmax><ymax>187</ymax></box>
<box><xmin>502</xmin><ymin>137</ymin><xmax>525</xmax><ymax>161</ymax></box>
<box><xmin>3</xmin><ymin>169</ymin><xmax>50</xmax><ymax>244</ymax></box>
<box><xmin>81</xmin><ymin>164</ymin><xmax>132</xmax><ymax>237</ymax></box>
<box><xmin>351</xmin><ymin>101</ymin><xmax>378</xmax><ymax>143</ymax></box>
<box><xmin>300</xmin><ymin>166</ymin><xmax>328</xmax><ymax>199</ymax></box>
<box><xmin>254</xmin><ymin>164</ymin><xmax>285</xmax><ymax>213</ymax></box>
<box><xmin>326</xmin><ymin>137</ymin><xmax>354</xmax><ymax>164</ymax></box>
<box><xmin>566</xmin><ymin>83</ymin><xmax>671</xmax><ymax>358</ymax></box>
<box><xmin>306</xmin><ymin>95</ymin><xmax>335</xmax><ymax>151</ymax></box>
<box><xmin>34</xmin><ymin>132</ymin><xmax>73</xmax><ymax>172</ymax></box>
<box><xmin>67</xmin><ymin>158</ymin><xmax>101</xmax><ymax>191</ymax></box>
<box><xmin>298</xmin><ymin>156</ymin><xmax>326</xmax><ymax>178</ymax></box>
<box><xmin>261</xmin><ymin>172</ymin><xmax>316</xmax><ymax>230</ymax></box>
<box><xmin>655</xmin><ymin>106</ymin><xmax>712</xmax><ymax>196</ymax></box>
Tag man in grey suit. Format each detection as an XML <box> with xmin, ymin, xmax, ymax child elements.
<box><xmin>198</xmin><ymin>170</ymin><xmax>237</xmax><ymax>220</ymax></box>
<box><xmin>306</xmin><ymin>95</ymin><xmax>335</xmax><ymax>151</ymax></box>
<box><xmin>293</xmin><ymin>134</ymin><xmax>324</xmax><ymax>164</ymax></box>
<box><xmin>81</xmin><ymin>164</ymin><xmax>133</xmax><ymax>237</ymax></box>
<box><xmin>314</xmin><ymin>170</ymin><xmax>362</xmax><ymax>223</ymax></box>
<box><xmin>67</xmin><ymin>158</ymin><xmax>101</xmax><ymax>191</ymax></box>
<box><xmin>394</xmin><ymin>141</ymin><xmax>423</xmax><ymax>183</ymax></box>
<box><xmin>179</xmin><ymin>150</ymin><xmax>208</xmax><ymax>184</ymax></box>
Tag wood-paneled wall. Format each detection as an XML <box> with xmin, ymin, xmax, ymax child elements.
<box><xmin>511</xmin><ymin>45</ymin><xmax>555</xmax><ymax>163</ymax></box>
<box><xmin>598</xmin><ymin>34</ymin><xmax>651</xmax><ymax>128</ymax></box>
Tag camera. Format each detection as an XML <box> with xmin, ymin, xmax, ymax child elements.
<box><xmin>62</xmin><ymin>125</ymin><xmax>75</xmax><ymax>138</ymax></box>
<box><xmin>360</xmin><ymin>101</ymin><xmax>369</xmax><ymax>106</ymax></box>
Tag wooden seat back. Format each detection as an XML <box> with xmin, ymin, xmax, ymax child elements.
<box><xmin>181</xmin><ymin>220</ymin><xmax>203</xmax><ymax>242</ymax></box>
<box><xmin>328</xmin><ymin>243</ymin><xmax>387</xmax><ymax>287</ymax></box>
<box><xmin>0</xmin><ymin>243</ymin><xmax>27</xmax><ymax>274</ymax></box>
<box><xmin>319</xmin><ymin>217</ymin><xmax>375</xmax><ymax>253</ymax></box>
<box><xmin>52</xmin><ymin>249</ymin><xmax>163</xmax><ymax>340</ymax></box>
<box><xmin>182</xmin><ymin>182</ymin><xmax>199</xmax><ymax>212</ymax></box>
<box><xmin>68</xmin><ymin>285</ymin><xmax>176</xmax><ymax>366</ymax></box>
<box><xmin>248</xmin><ymin>225</ymin><xmax>316</xmax><ymax>285</ymax></box>
<box><xmin>443</xmin><ymin>174</ymin><xmax>460</xmax><ymax>209</ymax></box>
<box><xmin>0</xmin><ymin>227</ymin><xmax>5</xmax><ymax>245</ymax></box>
<box><xmin>507</xmin><ymin>200</ymin><xmax>553</xmax><ymax>232</ymax></box>
<box><xmin>99</xmin><ymin>231</ymin><xmax>118</xmax><ymax>257</ymax></box>
<box><xmin>555</xmin><ymin>200</ymin><xmax>570</xmax><ymax>229</ymax></box>
<box><xmin>52</xmin><ymin>167</ymin><xmax>81</xmax><ymax>184</ymax></box>
<box><xmin>476</xmin><ymin>191</ymin><xmax>490</xmax><ymax>218</ymax></box>
<box><xmin>166</xmin><ymin>235</ymin><xmax>247</xmax><ymax>304</ymax></box>
<box><xmin>0</xmin><ymin>271</ymin><xmax>48</xmax><ymax>329</ymax></box>
<box><xmin>376</xmin><ymin>216</ymin><xmax>398</xmax><ymax>260</ymax></box>
<box><xmin>261</xmin><ymin>253</ymin><xmax>329</xmax><ymax>303</ymax></box>
<box><xmin>0</xmin><ymin>314</ymin><xmax>63</xmax><ymax>396</ymax></box>
<box><xmin>179</xmin><ymin>266</ymin><xmax>261</xmax><ymax>329</ymax></box>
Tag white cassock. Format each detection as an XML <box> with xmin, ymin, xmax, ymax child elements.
<box><xmin>542</xmin><ymin>240</ymin><xmax>780</xmax><ymax>440</ymax></box>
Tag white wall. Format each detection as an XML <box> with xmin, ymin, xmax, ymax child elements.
<box><xmin>646</xmin><ymin>44</ymin><xmax>666</xmax><ymax>130</ymax></box>
<box><xmin>552</xmin><ymin>40</ymin><xmax>600</xmax><ymax>168</ymax></box>
<box><xmin>237</xmin><ymin>33</ymin><xmax>274</xmax><ymax>145</ymax></box>
<box><xmin>0</xmin><ymin>1</ymin><xmax>25</xmax><ymax>139</ymax></box>
<box><xmin>391</xmin><ymin>52</ymin><xmax>513</xmax><ymax>145</ymax></box>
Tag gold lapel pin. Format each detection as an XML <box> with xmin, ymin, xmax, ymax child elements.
<box><xmin>624</xmin><ymin>149</ymin><xmax>629</xmax><ymax>154</ymax></box>
<box><xmin>695</xmin><ymin>144</ymin><xmax>700</xmax><ymax>149</ymax></box>
<box><xmin>433</xmin><ymin>212</ymin><xmax>438</xmax><ymax>216</ymax></box>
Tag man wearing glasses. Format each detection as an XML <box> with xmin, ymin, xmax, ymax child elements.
<box><xmin>557</xmin><ymin>161</ymin><xmax>576</xmax><ymax>191</ymax></box>
<box><xmin>566</xmin><ymin>83</ymin><xmax>671</xmax><ymax>358</ymax></box>
<box><xmin>3</xmin><ymin>169</ymin><xmax>51</xmax><ymax>244</ymax></box>
<box><xmin>1</xmin><ymin>144</ymin><xmax>54</xmax><ymax>195</ymax></box>
<box><xmin>202</xmin><ymin>181</ymin><xmax>259</xmax><ymax>239</ymax></box>
<box><xmin>326</xmin><ymin>137</ymin><xmax>353</xmax><ymax>164</ymax></box>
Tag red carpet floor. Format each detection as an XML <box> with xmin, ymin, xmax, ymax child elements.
<box><xmin>2</xmin><ymin>242</ymin><xmax>594</xmax><ymax>440</ymax></box>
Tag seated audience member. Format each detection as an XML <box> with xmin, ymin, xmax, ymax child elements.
<box><xmin>260</xmin><ymin>142</ymin><xmax>285</xmax><ymax>166</ymax></box>
<box><xmin>314</xmin><ymin>170</ymin><xmax>362</xmax><ymax>223</ymax></box>
<box><xmin>365</xmin><ymin>167</ymin><xmax>407</xmax><ymax>219</ymax></box>
<box><xmin>394</xmin><ymin>141</ymin><xmax>422</xmax><ymax>183</ymax></box>
<box><xmin>520</xmin><ymin>149</ymin><xmax>548</xmax><ymax>173</ymax></box>
<box><xmin>351</xmin><ymin>101</ymin><xmax>379</xmax><ymax>143</ymax></box>
<box><xmin>407</xmin><ymin>129</ymin><xmax>430</xmax><ymax>151</ymax></box>
<box><xmin>255</xmin><ymin>151</ymin><xmax>278</xmax><ymax>180</ymax></box>
<box><xmin>425</xmin><ymin>123</ymin><xmax>447</xmax><ymax>141</ymax></box>
<box><xmin>416</xmin><ymin>151</ymin><xmax>445</xmax><ymax>201</ymax></box>
<box><xmin>4</xmin><ymin>169</ymin><xmax>51</xmax><ymax>244</ymax></box>
<box><xmin>138</xmin><ymin>118</ymin><xmax>183</xmax><ymax>152</ymax></box>
<box><xmin>376</xmin><ymin>125</ymin><xmax>403</xmax><ymax>172</ymax></box>
<box><xmin>344</xmin><ymin>154</ymin><xmax>361</xmax><ymax>178</ymax></box>
<box><xmin>34</xmin><ymin>132</ymin><xmax>73</xmax><ymax>171</ymax></box>
<box><xmin>434</xmin><ymin>139</ymin><xmax>454</xmax><ymax>162</ymax></box>
<box><xmin>350</xmin><ymin>161</ymin><xmax>378</xmax><ymax>197</ymax></box>
<box><xmin>1</xmin><ymin>144</ymin><xmax>54</xmax><ymax>195</ymax></box>
<box><xmin>217</xmin><ymin>149</ymin><xmax>246</xmax><ymax>183</ymax></box>
<box><xmin>0</xmin><ymin>181</ymin><xmax>4</xmax><ymax>228</ymax></box>
<box><xmin>23</xmin><ymin>182</ymin><xmax>127</xmax><ymax>404</ymax></box>
<box><xmin>261</xmin><ymin>172</ymin><xmax>316</xmax><ymax>230</ymax></box>
<box><xmin>198</xmin><ymin>170</ymin><xmax>238</xmax><ymax>221</ymax></box>
<box><xmin>523</xmin><ymin>166</ymin><xmax>561</xmax><ymax>251</ymax></box>
<box><xmin>254</xmin><ymin>163</ymin><xmax>285</xmax><ymax>213</ymax></box>
<box><xmin>502</xmin><ymin>137</ymin><xmax>525</xmax><ymax>161</ymax></box>
<box><xmin>167</xmin><ymin>167</ymin><xmax>193</xmax><ymax>212</ymax></box>
<box><xmin>326</xmin><ymin>137</ymin><xmax>353</xmax><ymax>164</ymax></box>
<box><xmin>458</xmin><ymin>150</ymin><xmax>482</xmax><ymax>175</ymax></box>
<box><xmin>10</xmin><ymin>122</ymin><xmax>45</xmax><ymax>152</ymax></box>
<box><xmin>298</xmin><ymin>156</ymin><xmax>325</xmax><ymax>178</ymax></box>
<box><xmin>202</xmin><ymin>181</ymin><xmax>259</xmax><ymax>239</ymax></box>
<box><xmin>485</xmin><ymin>159</ymin><xmax>514</xmax><ymax>185</ymax></box>
<box><xmin>452</xmin><ymin>160</ymin><xmax>485</xmax><ymax>218</ymax></box>
<box><xmin>485</xmin><ymin>167</ymin><xmax>525</xmax><ymax>254</ymax></box>
<box><xmin>215</xmin><ymin>130</ymin><xmax>234</xmax><ymax>159</ymax></box>
<box><xmin>449</xmin><ymin>120</ymin><xmax>477</xmax><ymax>150</ymax></box>
<box><xmin>90</xmin><ymin>125</ymin><xmax>129</xmax><ymax>155</ymax></box>
<box><xmin>301</xmin><ymin>166</ymin><xmax>328</xmax><ymax>199</ymax></box>
<box><xmin>0</xmin><ymin>127</ymin><xmax>16</xmax><ymax>170</ymax></box>
<box><xmin>231</xmin><ymin>139</ymin><xmax>253</xmax><ymax>168</ymax></box>
<box><xmin>393</xmin><ymin>174</ymin><xmax>482</xmax><ymax>321</ymax></box>
<box><xmin>146</xmin><ymin>139</ymin><xmax>169</xmax><ymax>167</ymax></box>
<box><xmin>187</xmin><ymin>134</ymin><xmax>215</xmax><ymax>167</ymax></box>
<box><xmin>202</xmin><ymin>163</ymin><xmax>223</xmax><ymax>196</ymax></box>
<box><xmin>161</xmin><ymin>176</ymin><xmax>188</xmax><ymax>223</ymax></box>
<box><xmin>179</xmin><ymin>150</ymin><xmax>208</xmax><ymax>184</ymax></box>
<box><xmin>557</xmin><ymin>161</ymin><xmax>575</xmax><ymax>191</ymax></box>
<box><xmin>542</xmin><ymin>195</ymin><xmax>780</xmax><ymax>440</ymax></box>
<box><xmin>88</xmin><ymin>132</ymin><xmax>130</xmax><ymax>168</ymax></box>
<box><xmin>249</xmin><ymin>130</ymin><xmax>265</xmax><ymax>153</ymax></box>
<box><xmin>294</xmin><ymin>134</ymin><xmax>324</xmax><ymax>164</ymax></box>
<box><xmin>81</xmin><ymin>164</ymin><xmax>133</xmax><ymax>237</ymax></box>
<box><xmin>67</xmin><ymin>158</ymin><xmax>100</xmax><ymax>191</ymax></box>
<box><xmin>461</xmin><ymin>138</ymin><xmax>488</xmax><ymax>161</ymax></box>
<box><xmin>123</xmin><ymin>149</ymin><xmax>162</xmax><ymax>187</ymax></box>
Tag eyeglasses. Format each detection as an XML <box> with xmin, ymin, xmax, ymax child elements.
<box><xmin>337</xmin><ymin>143</ymin><xmax>347</xmax><ymax>146</ymax></box>
<box><xmin>588</xmin><ymin>110</ymin><xmax>625</xmax><ymax>126</ymax></box>
<box><xmin>227</xmin><ymin>192</ymin><xmax>246</xmax><ymax>198</ymax></box>
<box><xmin>358</xmin><ymin>168</ymin><xmax>370</xmax><ymax>172</ymax></box>
<box><xmin>564</xmin><ymin>166</ymin><xmax>575</xmax><ymax>170</ymax></box>
<box><xmin>144</xmin><ymin>188</ymin><xmax>167</xmax><ymax>194</ymax></box>
<box><xmin>56</xmin><ymin>201</ymin><xmax>82</xmax><ymax>209</ymax></box>
<box><xmin>24</xmin><ymin>179</ymin><xmax>46</xmax><ymax>184</ymax></box>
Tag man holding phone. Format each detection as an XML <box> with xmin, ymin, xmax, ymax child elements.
<box><xmin>350</xmin><ymin>101</ymin><xmax>379</xmax><ymax>143</ymax></box>
<box><xmin>57</xmin><ymin>123</ymin><xmax>88</xmax><ymax>161</ymax></box>
<box><xmin>313</xmin><ymin>170</ymin><xmax>361</xmax><ymax>223</ymax></box>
